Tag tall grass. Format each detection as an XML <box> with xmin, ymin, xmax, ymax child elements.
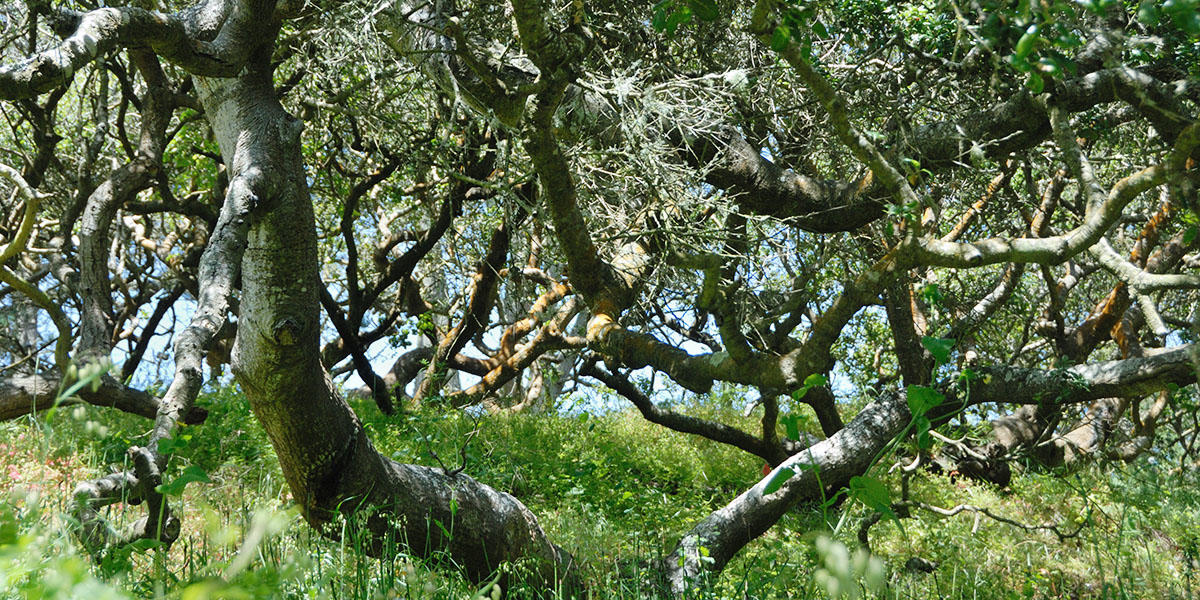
<box><xmin>1</xmin><ymin>385</ymin><xmax>1198</xmax><ymax>599</ymax></box>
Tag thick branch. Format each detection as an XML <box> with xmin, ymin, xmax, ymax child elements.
<box><xmin>0</xmin><ymin>371</ymin><xmax>206</xmax><ymax>423</ymax></box>
<box><xmin>0</xmin><ymin>2</ymin><xmax>275</xmax><ymax>100</ymax></box>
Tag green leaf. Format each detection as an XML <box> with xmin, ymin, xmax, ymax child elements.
<box><xmin>157</xmin><ymin>437</ymin><xmax>190</xmax><ymax>456</ymax></box>
<box><xmin>651</xmin><ymin>0</ymin><xmax>673</xmax><ymax>31</ymax></box>
<box><xmin>1137</xmin><ymin>0</ymin><xmax>1161</xmax><ymax>25</ymax></box>
<box><xmin>811</xmin><ymin>19</ymin><xmax>829</xmax><ymax>38</ymax></box>
<box><xmin>919</xmin><ymin>283</ymin><xmax>943</xmax><ymax>305</ymax></box>
<box><xmin>849</xmin><ymin>475</ymin><xmax>895</xmax><ymax>518</ymax></box>
<box><xmin>1037</xmin><ymin>56</ymin><xmax>1061</xmax><ymax>76</ymax></box>
<box><xmin>771</xmin><ymin>25</ymin><xmax>792</xmax><ymax>51</ymax></box>
<box><xmin>1026</xmin><ymin>70</ymin><xmax>1045</xmax><ymax>94</ymax></box>
<box><xmin>668</xmin><ymin>7</ymin><xmax>692</xmax><ymax>32</ymax></box>
<box><xmin>128</xmin><ymin>538</ymin><xmax>164</xmax><ymax>552</ymax></box>
<box><xmin>792</xmin><ymin>373</ymin><xmax>827</xmax><ymax>401</ymax></box>
<box><xmin>1184</xmin><ymin>225</ymin><xmax>1198</xmax><ymax>245</ymax></box>
<box><xmin>763</xmin><ymin>467</ymin><xmax>796</xmax><ymax>494</ymax></box>
<box><xmin>1014</xmin><ymin>24</ymin><xmax>1039</xmax><ymax>60</ymax></box>
<box><xmin>906</xmin><ymin>385</ymin><xmax>944</xmax><ymax>417</ymax></box>
<box><xmin>914</xmin><ymin>416</ymin><xmax>932</xmax><ymax>450</ymax></box>
<box><xmin>782</xmin><ymin>413</ymin><xmax>801</xmax><ymax>441</ymax></box>
<box><xmin>1180</xmin><ymin>11</ymin><xmax>1200</xmax><ymax>36</ymax></box>
<box><xmin>155</xmin><ymin>465</ymin><xmax>211</xmax><ymax>496</ymax></box>
<box><xmin>920</xmin><ymin>336</ymin><xmax>955</xmax><ymax>365</ymax></box>
<box><xmin>686</xmin><ymin>0</ymin><xmax>719</xmax><ymax>21</ymax></box>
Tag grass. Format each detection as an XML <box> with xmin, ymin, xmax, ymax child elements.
<box><xmin>1</xmin><ymin>384</ymin><xmax>1199</xmax><ymax>599</ymax></box>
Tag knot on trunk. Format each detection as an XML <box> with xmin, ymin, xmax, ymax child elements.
<box><xmin>272</xmin><ymin>316</ymin><xmax>304</xmax><ymax>345</ymax></box>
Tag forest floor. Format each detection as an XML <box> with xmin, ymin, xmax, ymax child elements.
<box><xmin>1</xmin><ymin>384</ymin><xmax>1198</xmax><ymax>599</ymax></box>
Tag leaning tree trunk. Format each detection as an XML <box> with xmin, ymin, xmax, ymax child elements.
<box><xmin>662</xmin><ymin>392</ymin><xmax>910</xmax><ymax>594</ymax></box>
<box><xmin>198</xmin><ymin>38</ymin><xmax>576</xmax><ymax>594</ymax></box>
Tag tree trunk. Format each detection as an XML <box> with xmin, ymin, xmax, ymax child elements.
<box><xmin>663</xmin><ymin>392</ymin><xmax>910</xmax><ymax>594</ymax></box>
<box><xmin>199</xmin><ymin>41</ymin><xmax>576</xmax><ymax>594</ymax></box>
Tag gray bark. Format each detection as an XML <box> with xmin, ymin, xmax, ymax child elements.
<box><xmin>662</xmin><ymin>343</ymin><xmax>1200</xmax><ymax>593</ymax></box>
<box><xmin>196</xmin><ymin>30</ymin><xmax>578</xmax><ymax>593</ymax></box>
<box><xmin>664</xmin><ymin>391</ymin><xmax>910</xmax><ymax>594</ymax></box>
<box><xmin>0</xmin><ymin>371</ymin><xmax>206</xmax><ymax>423</ymax></box>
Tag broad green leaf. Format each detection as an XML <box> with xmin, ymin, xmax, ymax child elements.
<box><xmin>914</xmin><ymin>416</ymin><xmax>932</xmax><ymax>450</ymax></box>
<box><xmin>686</xmin><ymin>0</ymin><xmax>719</xmax><ymax>21</ymax></box>
<box><xmin>1184</xmin><ymin>225</ymin><xmax>1198</xmax><ymax>245</ymax></box>
<box><xmin>157</xmin><ymin>437</ymin><xmax>190</xmax><ymax>455</ymax></box>
<box><xmin>1014</xmin><ymin>24</ymin><xmax>1039</xmax><ymax>60</ymax></box>
<box><xmin>793</xmin><ymin>373</ymin><xmax>827</xmax><ymax>400</ymax></box>
<box><xmin>849</xmin><ymin>475</ymin><xmax>894</xmax><ymax>518</ymax></box>
<box><xmin>651</xmin><ymin>0</ymin><xmax>673</xmax><ymax>31</ymax></box>
<box><xmin>811</xmin><ymin>19</ymin><xmax>829</xmax><ymax>38</ymax></box>
<box><xmin>906</xmin><ymin>385</ymin><xmax>944</xmax><ymax>417</ymax></box>
<box><xmin>763</xmin><ymin>467</ymin><xmax>796</xmax><ymax>494</ymax></box>
<box><xmin>1027</xmin><ymin>70</ymin><xmax>1045</xmax><ymax>94</ymax></box>
<box><xmin>771</xmin><ymin>25</ymin><xmax>792</xmax><ymax>51</ymax></box>
<box><xmin>128</xmin><ymin>538</ymin><xmax>164</xmax><ymax>551</ymax></box>
<box><xmin>156</xmin><ymin>465</ymin><xmax>212</xmax><ymax>496</ymax></box>
<box><xmin>1137</xmin><ymin>0</ymin><xmax>1160</xmax><ymax>25</ymax></box>
<box><xmin>920</xmin><ymin>336</ymin><xmax>955</xmax><ymax>365</ymax></box>
<box><xmin>919</xmin><ymin>283</ymin><xmax>943</xmax><ymax>305</ymax></box>
<box><xmin>782</xmin><ymin>414</ymin><xmax>801</xmax><ymax>441</ymax></box>
<box><xmin>1177</xmin><ymin>10</ymin><xmax>1200</xmax><ymax>35</ymax></box>
<box><xmin>666</xmin><ymin>7</ymin><xmax>692</xmax><ymax>34</ymax></box>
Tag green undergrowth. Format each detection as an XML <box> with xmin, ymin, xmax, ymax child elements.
<box><xmin>1</xmin><ymin>385</ymin><xmax>1198</xmax><ymax>599</ymax></box>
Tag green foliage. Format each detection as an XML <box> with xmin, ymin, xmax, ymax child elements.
<box><xmin>156</xmin><ymin>464</ymin><xmax>213</xmax><ymax>496</ymax></box>
<box><xmin>651</xmin><ymin>0</ymin><xmax>721</xmax><ymax>35</ymax></box>
<box><xmin>791</xmin><ymin>372</ymin><xmax>828</xmax><ymax>401</ymax></box>
<box><xmin>905</xmin><ymin>385</ymin><xmax>944</xmax><ymax>417</ymax></box>
<box><xmin>766</xmin><ymin>0</ymin><xmax>825</xmax><ymax>56</ymax></box>
<box><xmin>0</xmin><ymin>493</ymin><xmax>131</xmax><ymax>599</ymax></box>
<box><xmin>3</xmin><ymin>386</ymin><xmax>1200</xmax><ymax>598</ymax></box>
<box><xmin>848</xmin><ymin>475</ymin><xmax>896</xmax><ymax>523</ymax></box>
<box><xmin>763</xmin><ymin>466</ymin><xmax>797</xmax><ymax>494</ymax></box>
<box><xmin>919</xmin><ymin>336</ymin><xmax>954</xmax><ymax>366</ymax></box>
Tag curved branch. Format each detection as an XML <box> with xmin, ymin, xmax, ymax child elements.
<box><xmin>580</xmin><ymin>360</ymin><xmax>788</xmax><ymax>463</ymax></box>
<box><xmin>0</xmin><ymin>164</ymin><xmax>70</xmax><ymax>368</ymax></box>
<box><xmin>0</xmin><ymin>2</ymin><xmax>275</xmax><ymax>100</ymax></box>
<box><xmin>664</xmin><ymin>343</ymin><xmax>1199</xmax><ymax>591</ymax></box>
<box><xmin>910</xmin><ymin>121</ymin><xmax>1200</xmax><ymax>268</ymax></box>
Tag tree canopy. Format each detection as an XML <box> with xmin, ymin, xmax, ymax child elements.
<box><xmin>1</xmin><ymin>0</ymin><xmax>1199</xmax><ymax>595</ymax></box>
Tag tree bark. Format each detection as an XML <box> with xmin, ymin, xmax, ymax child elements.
<box><xmin>197</xmin><ymin>37</ymin><xmax>577</xmax><ymax>593</ymax></box>
<box><xmin>0</xmin><ymin>372</ymin><xmax>205</xmax><ymax>423</ymax></box>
